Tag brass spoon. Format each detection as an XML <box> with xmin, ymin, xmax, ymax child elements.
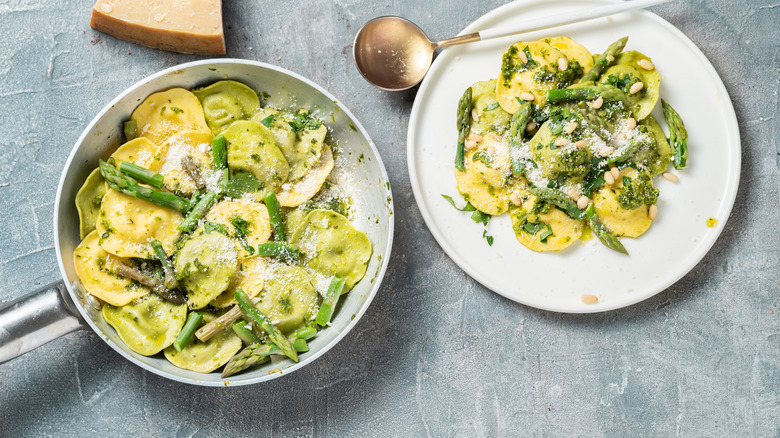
<box><xmin>353</xmin><ymin>0</ymin><xmax>671</xmax><ymax>91</ymax></box>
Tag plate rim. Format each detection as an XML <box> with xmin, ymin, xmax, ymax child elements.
<box><xmin>406</xmin><ymin>0</ymin><xmax>741</xmax><ymax>313</ymax></box>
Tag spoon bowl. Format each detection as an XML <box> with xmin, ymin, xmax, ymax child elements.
<box><xmin>353</xmin><ymin>16</ymin><xmax>434</xmax><ymax>91</ymax></box>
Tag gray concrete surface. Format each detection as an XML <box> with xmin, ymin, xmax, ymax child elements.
<box><xmin>0</xmin><ymin>0</ymin><xmax>778</xmax><ymax>436</ymax></box>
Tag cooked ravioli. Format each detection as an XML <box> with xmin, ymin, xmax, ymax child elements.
<box><xmin>276</xmin><ymin>144</ymin><xmax>334</xmax><ymax>207</ymax></box>
<box><xmin>110</xmin><ymin>137</ymin><xmax>162</xmax><ymax>170</ymax></box>
<box><xmin>204</xmin><ymin>198</ymin><xmax>271</xmax><ymax>257</ymax></box>
<box><xmin>455</xmin><ymin>133</ymin><xmax>513</xmax><ymax>215</ymax></box>
<box><xmin>193</xmin><ymin>80</ymin><xmax>260</xmax><ymax>134</ymax></box>
<box><xmin>75</xmin><ymin>168</ymin><xmax>107</xmax><ymax>238</ymax></box>
<box><xmin>632</xmin><ymin>115</ymin><xmax>672</xmax><ymax>175</ymax></box>
<box><xmin>252</xmin><ymin>109</ymin><xmax>327</xmax><ymax>182</ymax></box>
<box><xmin>164</xmin><ymin>313</ymin><xmax>243</xmax><ymax>372</ymax></box>
<box><xmin>496</xmin><ymin>40</ymin><xmax>568</xmax><ymax>113</ymax></box>
<box><xmin>130</xmin><ymin>88</ymin><xmax>211</xmax><ymax>146</ymax></box>
<box><xmin>157</xmin><ymin>131</ymin><xmax>214</xmax><ymax>196</ymax></box>
<box><xmin>211</xmin><ymin>256</ymin><xmax>268</xmax><ymax>308</ymax></box>
<box><xmin>600</xmin><ymin>51</ymin><xmax>661</xmax><ymax>120</ymax></box>
<box><xmin>543</xmin><ymin>36</ymin><xmax>594</xmax><ymax>73</ymax></box>
<box><xmin>96</xmin><ymin>190</ymin><xmax>183</xmax><ymax>259</ymax></box>
<box><xmin>174</xmin><ymin>229</ymin><xmax>238</xmax><ymax>309</ymax></box>
<box><xmin>102</xmin><ymin>293</ymin><xmax>187</xmax><ymax>356</ymax></box>
<box><xmin>223</xmin><ymin>120</ymin><xmax>289</xmax><ymax>193</ymax></box>
<box><xmin>258</xmin><ymin>264</ymin><xmax>320</xmax><ymax>334</ymax></box>
<box><xmin>510</xmin><ymin>196</ymin><xmax>583</xmax><ymax>252</ymax></box>
<box><xmin>290</xmin><ymin>209</ymin><xmax>372</xmax><ymax>291</ymax></box>
<box><xmin>73</xmin><ymin>231</ymin><xmax>150</xmax><ymax>306</ymax></box>
<box><xmin>470</xmin><ymin>79</ymin><xmax>512</xmax><ymax>137</ymax></box>
<box><xmin>593</xmin><ymin>167</ymin><xmax>654</xmax><ymax>238</ymax></box>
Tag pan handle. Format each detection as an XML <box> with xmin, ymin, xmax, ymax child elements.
<box><xmin>0</xmin><ymin>280</ymin><xmax>85</xmax><ymax>364</ymax></box>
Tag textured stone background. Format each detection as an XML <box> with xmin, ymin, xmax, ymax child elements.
<box><xmin>0</xmin><ymin>0</ymin><xmax>778</xmax><ymax>436</ymax></box>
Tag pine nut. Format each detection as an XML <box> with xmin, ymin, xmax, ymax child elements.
<box><xmin>518</xmin><ymin>50</ymin><xmax>528</xmax><ymax>64</ymax></box>
<box><xmin>629</xmin><ymin>82</ymin><xmax>644</xmax><ymax>94</ymax></box>
<box><xmin>509</xmin><ymin>191</ymin><xmax>523</xmax><ymax>206</ymax></box>
<box><xmin>566</xmin><ymin>189</ymin><xmax>579</xmax><ymax>200</ymax></box>
<box><xmin>554</xmin><ymin>137</ymin><xmax>569</xmax><ymax>147</ymax></box>
<box><xmin>526</xmin><ymin>121</ymin><xmax>537</xmax><ymax>132</ymax></box>
<box><xmin>662</xmin><ymin>172</ymin><xmax>678</xmax><ymax>182</ymax></box>
<box><xmin>575</xmin><ymin>140</ymin><xmax>587</xmax><ymax>149</ymax></box>
<box><xmin>564</xmin><ymin>121</ymin><xmax>578</xmax><ymax>134</ymax></box>
<box><xmin>465</xmin><ymin>133</ymin><xmax>481</xmax><ymax>150</ymax></box>
<box><xmin>626</xmin><ymin>117</ymin><xmax>637</xmax><ymax>130</ymax></box>
<box><xmin>610</xmin><ymin>167</ymin><xmax>620</xmax><ymax>180</ymax></box>
<box><xmin>558</xmin><ymin>57</ymin><xmax>568</xmax><ymax>71</ymax></box>
<box><xmin>603</xmin><ymin>170</ymin><xmax>615</xmax><ymax>185</ymax></box>
<box><xmin>581</xmin><ymin>294</ymin><xmax>599</xmax><ymax>305</ymax></box>
<box><xmin>599</xmin><ymin>146</ymin><xmax>614</xmax><ymax>157</ymax></box>
<box><xmin>638</xmin><ymin>59</ymin><xmax>655</xmax><ymax>70</ymax></box>
<box><xmin>592</xmin><ymin>96</ymin><xmax>604</xmax><ymax>109</ymax></box>
<box><xmin>471</xmin><ymin>108</ymin><xmax>480</xmax><ymax>122</ymax></box>
<box><xmin>615</xmin><ymin>133</ymin><xmax>626</xmax><ymax>142</ymax></box>
<box><xmin>577</xmin><ymin>196</ymin><xmax>590</xmax><ymax>209</ymax></box>
<box><xmin>648</xmin><ymin>204</ymin><xmax>658</xmax><ymax>220</ymax></box>
<box><xmin>519</xmin><ymin>92</ymin><xmax>535</xmax><ymax>101</ymax></box>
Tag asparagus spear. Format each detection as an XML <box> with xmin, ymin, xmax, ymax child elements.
<box><xmin>124</xmin><ymin>120</ymin><xmax>137</xmax><ymax>140</ymax></box>
<box><xmin>585</xmin><ymin>204</ymin><xmax>628</xmax><ymax>255</ymax></box>
<box><xmin>547</xmin><ymin>83</ymin><xmax>626</xmax><ymax>104</ymax></box>
<box><xmin>181</xmin><ymin>156</ymin><xmax>206</xmax><ymax>190</ymax></box>
<box><xmin>212</xmin><ymin>134</ymin><xmax>228</xmax><ymax>171</ymax></box>
<box><xmin>661</xmin><ymin>100</ymin><xmax>688</xmax><ymax>169</ymax></box>
<box><xmin>290</xmin><ymin>326</ymin><xmax>317</xmax><ymax>341</ymax></box>
<box><xmin>177</xmin><ymin>191</ymin><xmax>218</xmax><ymax>232</ymax></box>
<box><xmin>264</xmin><ymin>191</ymin><xmax>286</xmax><ymax>241</ymax></box>
<box><xmin>118</xmin><ymin>161</ymin><xmax>164</xmax><ymax>189</ymax></box>
<box><xmin>529</xmin><ymin>187</ymin><xmax>585</xmax><ymax>221</ymax></box>
<box><xmin>235</xmin><ymin>288</ymin><xmax>298</xmax><ymax>362</ymax></box>
<box><xmin>455</xmin><ymin>87</ymin><xmax>472</xmax><ymax>172</ymax></box>
<box><xmin>256</xmin><ymin>242</ymin><xmax>299</xmax><ymax>259</ymax></box>
<box><xmin>232</xmin><ymin>320</ymin><xmax>262</xmax><ymax>345</ymax></box>
<box><xmin>607</xmin><ymin>137</ymin><xmax>644</xmax><ymax>164</ymax></box>
<box><xmin>509</xmin><ymin>101</ymin><xmax>531</xmax><ymax>176</ymax></box>
<box><xmin>99</xmin><ymin>160</ymin><xmax>191</xmax><ymax>213</ymax></box>
<box><xmin>315</xmin><ymin>276</ymin><xmax>346</xmax><ymax>326</ymax></box>
<box><xmin>150</xmin><ymin>239</ymin><xmax>177</xmax><ymax>289</ymax></box>
<box><xmin>222</xmin><ymin>343</ymin><xmax>277</xmax><ymax>377</ymax></box>
<box><xmin>173</xmin><ymin>312</ymin><xmax>203</xmax><ymax>352</ymax></box>
<box><xmin>195</xmin><ymin>305</ymin><xmax>242</xmax><ymax>342</ymax></box>
<box><xmin>212</xmin><ymin>134</ymin><xmax>229</xmax><ymax>190</ymax></box>
<box><xmin>115</xmin><ymin>262</ymin><xmax>187</xmax><ymax>304</ymax></box>
<box><xmin>581</xmin><ymin>37</ymin><xmax>628</xmax><ymax>83</ymax></box>
<box><xmin>221</xmin><ymin>330</ymin><xmax>312</xmax><ymax>377</ymax></box>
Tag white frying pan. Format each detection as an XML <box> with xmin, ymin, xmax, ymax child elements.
<box><xmin>0</xmin><ymin>60</ymin><xmax>394</xmax><ymax>386</ymax></box>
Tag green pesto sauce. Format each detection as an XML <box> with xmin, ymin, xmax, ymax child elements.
<box><xmin>617</xmin><ymin>173</ymin><xmax>658</xmax><ymax>209</ymax></box>
<box><xmin>500</xmin><ymin>45</ymin><xmax>538</xmax><ymax>85</ymax></box>
<box><xmin>532</xmin><ymin>61</ymin><xmax>584</xmax><ymax>88</ymax></box>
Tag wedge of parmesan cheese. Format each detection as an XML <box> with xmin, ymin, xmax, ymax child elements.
<box><xmin>90</xmin><ymin>0</ymin><xmax>225</xmax><ymax>55</ymax></box>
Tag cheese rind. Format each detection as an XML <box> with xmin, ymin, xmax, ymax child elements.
<box><xmin>90</xmin><ymin>0</ymin><xmax>225</xmax><ymax>55</ymax></box>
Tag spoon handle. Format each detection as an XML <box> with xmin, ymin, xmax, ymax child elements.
<box><xmin>471</xmin><ymin>0</ymin><xmax>672</xmax><ymax>42</ymax></box>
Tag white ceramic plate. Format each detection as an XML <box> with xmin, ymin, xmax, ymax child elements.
<box><xmin>407</xmin><ymin>0</ymin><xmax>740</xmax><ymax>313</ymax></box>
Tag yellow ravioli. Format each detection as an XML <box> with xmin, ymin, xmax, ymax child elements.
<box><xmin>73</xmin><ymin>231</ymin><xmax>150</xmax><ymax>306</ymax></box>
<box><xmin>204</xmin><ymin>198</ymin><xmax>272</xmax><ymax>257</ymax></box>
<box><xmin>593</xmin><ymin>167</ymin><xmax>653</xmax><ymax>238</ymax></box>
<box><xmin>211</xmin><ymin>256</ymin><xmax>268</xmax><ymax>308</ymax></box>
<box><xmin>276</xmin><ymin>144</ymin><xmax>335</xmax><ymax>208</ymax></box>
<box><xmin>96</xmin><ymin>190</ymin><xmax>183</xmax><ymax>259</ymax></box>
<box><xmin>131</xmin><ymin>88</ymin><xmax>211</xmax><ymax>146</ymax></box>
<box><xmin>496</xmin><ymin>40</ymin><xmax>567</xmax><ymax>113</ymax></box>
